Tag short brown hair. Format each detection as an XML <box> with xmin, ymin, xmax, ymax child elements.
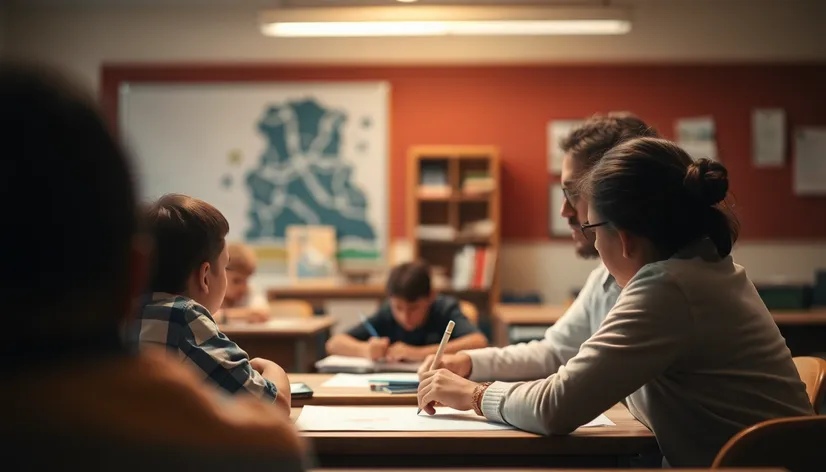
<box><xmin>386</xmin><ymin>261</ymin><xmax>432</xmax><ymax>302</ymax></box>
<box><xmin>582</xmin><ymin>137</ymin><xmax>739</xmax><ymax>258</ymax></box>
<box><xmin>560</xmin><ymin>112</ymin><xmax>659</xmax><ymax>173</ymax></box>
<box><xmin>145</xmin><ymin>194</ymin><xmax>229</xmax><ymax>293</ymax></box>
<box><xmin>227</xmin><ymin>242</ymin><xmax>258</xmax><ymax>275</ymax></box>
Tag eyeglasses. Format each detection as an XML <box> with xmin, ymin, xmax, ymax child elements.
<box><xmin>580</xmin><ymin>220</ymin><xmax>609</xmax><ymax>237</ymax></box>
<box><xmin>562</xmin><ymin>187</ymin><xmax>578</xmax><ymax>207</ymax></box>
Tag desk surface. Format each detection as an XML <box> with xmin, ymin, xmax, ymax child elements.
<box><xmin>496</xmin><ymin>304</ymin><xmax>826</xmax><ymax>326</ymax></box>
<box><xmin>289</xmin><ymin>374</ymin><xmax>417</xmax><ymax>406</ymax></box>
<box><xmin>291</xmin><ymin>403</ymin><xmax>656</xmax><ymax>457</ymax></box>
<box><xmin>314</xmin><ymin>469</ymin><xmax>783</xmax><ymax>472</ymax></box>
<box><xmin>220</xmin><ymin>315</ymin><xmax>335</xmax><ymax>336</ymax></box>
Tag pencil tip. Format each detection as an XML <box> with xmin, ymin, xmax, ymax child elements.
<box><xmin>416</xmin><ymin>408</ymin><xmax>422</xmax><ymax>415</ymax></box>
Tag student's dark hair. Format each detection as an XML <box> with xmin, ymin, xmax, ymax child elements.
<box><xmin>1</xmin><ymin>60</ymin><xmax>138</xmax><ymax>346</ymax></box>
<box><xmin>561</xmin><ymin>112</ymin><xmax>660</xmax><ymax>172</ymax></box>
<box><xmin>385</xmin><ymin>261</ymin><xmax>432</xmax><ymax>302</ymax></box>
<box><xmin>145</xmin><ymin>194</ymin><xmax>230</xmax><ymax>293</ymax></box>
<box><xmin>581</xmin><ymin>137</ymin><xmax>739</xmax><ymax>258</ymax></box>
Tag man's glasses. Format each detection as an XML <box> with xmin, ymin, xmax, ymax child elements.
<box><xmin>562</xmin><ymin>187</ymin><xmax>578</xmax><ymax>208</ymax></box>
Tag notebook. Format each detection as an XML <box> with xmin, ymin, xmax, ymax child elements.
<box><xmin>315</xmin><ymin>355</ymin><xmax>421</xmax><ymax>374</ymax></box>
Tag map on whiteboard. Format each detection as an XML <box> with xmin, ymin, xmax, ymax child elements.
<box><xmin>121</xmin><ymin>82</ymin><xmax>389</xmax><ymax>275</ymax></box>
<box><xmin>245</xmin><ymin>98</ymin><xmax>379</xmax><ymax>263</ymax></box>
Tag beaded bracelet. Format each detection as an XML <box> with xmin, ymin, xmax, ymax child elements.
<box><xmin>472</xmin><ymin>382</ymin><xmax>493</xmax><ymax>416</ymax></box>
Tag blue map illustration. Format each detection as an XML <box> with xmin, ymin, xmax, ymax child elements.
<box><xmin>245</xmin><ymin>98</ymin><xmax>378</xmax><ymax>261</ymax></box>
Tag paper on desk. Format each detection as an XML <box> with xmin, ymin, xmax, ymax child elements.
<box><xmin>297</xmin><ymin>406</ymin><xmax>514</xmax><ymax>431</ymax></box>
<box><xmin>315</xmin><ymin>355</ymin><xmax>421</xmax><ymax>373</ymax></box>
<box><xmin>296</xmin><ymin>406</ymin><xmax>614</xmax><ymax>431</ymax></box>
<box><xmin>321</xmin><ymin>372</ymin><xmax>420</xmax><ymax>388</ymax></box>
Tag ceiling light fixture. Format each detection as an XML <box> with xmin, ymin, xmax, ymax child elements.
<box><xmin>260</xmin><ymin>5</ymin><xmax>632</xmax><ymax>37</ymax></box>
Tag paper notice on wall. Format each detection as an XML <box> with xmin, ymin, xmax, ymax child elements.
<box><xmin>676</xmin><ymin>116</ymin><xmax>718</xmax><ymax>161</ymax></box>
<box><xmin>547</xmin><ymin>120</ymin><xmax>585</xmax><ymax>174</ymax></box>
<box><xmin>794</xmin><ymin>127</ymin><xmax>826</xmax><ymax>195</ymax></box>
<box><xmin>752</xmin><ymin>109</ymin><xmax>786</xmax><ymax>168</ymax></box>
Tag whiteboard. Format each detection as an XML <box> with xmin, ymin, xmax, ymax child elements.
<box><xmin>119</xmin><ymin>82</ymin><xmax>389</xmax><ymax>272</ymax></box>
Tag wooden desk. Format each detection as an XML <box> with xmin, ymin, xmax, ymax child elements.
<box><xmin>496</xmin><ymin>304</ymin><xmax>826</xmax><ymax>353</ymax></box>
<box><xmin>292</xmin><ymin>404</ymin><xmax>657</xmax><ymax>468</ymax></box>
<box><xmin>289</xmin><ymin>374</ymin><xmax>417</xmax><ymax>406</ymax></box>
<box><xmin>221</xmin><ymin>316</ymin><xmax>335</xmax><ymax>372</ymax></box>
<box><xmin>492</xmin><ymin>304</ymin><xmax>568</xmax><ymax>346</ymax></box>
<box><xmin>314</xmin><ymin>469</ymin><xmax>783</xmax><ymax>472</ymax></box>
<box><xmin>771</xmin><ymin>309</ymin><xmax>826</xmax><ymax>356</ymax></box>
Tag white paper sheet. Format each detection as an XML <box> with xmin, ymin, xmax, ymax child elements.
<box><xmin>752</xmin><ymin>108</ymin><xmax>786</xmax><ymax>167</ymax></box>
<box><xmin>676</xmin><ymin>116</ymin><xmax>718</xmax><ymax>161</ymax></box>
<box><xmin>547</xmin><ymin>120</ymin><xmax>585</xmax><ymax>173</ymax></box>
<box><xmin>296</xmin><ymin>406</ymin><xmax>614</xmax><ymax>432</ymax></box>
<box><xmin>321</xmin><ymin>373</ymin><xmax>421</xmax><ymax>388</ymax></box>
<box><xmin>315</xmin><ymin>355</ymin><xmax>421</xmax><ymax>373</ymax></box>
<box><xmin>794</xmin><ymin>127</ymin><xmax>826</xmax><ymax>195</ymax></box>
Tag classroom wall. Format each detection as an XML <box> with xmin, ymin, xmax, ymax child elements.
<box><xmin>8</xmin><ymin>0</ymin><xmax>826</xmax><ymax>303</ymax></box>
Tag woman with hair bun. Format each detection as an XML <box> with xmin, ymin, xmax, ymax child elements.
<box><xmin>415</xmin><ymin>138</ymin><xmax>813</xmax><ymax>468</ymax></box>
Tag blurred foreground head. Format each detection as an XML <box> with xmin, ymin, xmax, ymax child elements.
<box><xmin>0</xmin><ymin>60</ymin><xmax>142</xmax><ymax>361</ymax></box>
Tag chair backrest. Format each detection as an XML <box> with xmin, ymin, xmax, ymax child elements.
<box><xmin>712</xmin><ymin>415</ymin><xmax>826</xmax><ymax>470</ymax></box>
<box><xmin>459</xmin><ymin>300</ymin><xmax>479</xmax><ymax>326</ymax></box>
<box><xmin>793</xmin><ymin>356</ymin><xmax>826</xmax><ymax>413</ymax></box>
<box><xmin>269</xmin><ymin>299</ymin><xmax>314</xmax><ymax>318</ymax></box>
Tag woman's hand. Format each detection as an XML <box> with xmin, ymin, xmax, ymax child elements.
<box><xmin>417</xmin><ymin>368</ymin><xmax>479</xmax><ymax>416</ymax></box>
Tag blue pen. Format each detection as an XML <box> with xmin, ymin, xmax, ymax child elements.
<box><xmin>359</xmin><ymin>314</ymin><xmax>380</xmax><ymax>338</ymax></box>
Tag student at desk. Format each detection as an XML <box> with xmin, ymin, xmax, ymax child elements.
<box><xmin>130</xmin><ymin>194</ymin><xmax>291</xmax><ymax>414</ymax></box>
<box><xmin>325</xmin><ymin>261</ymin><xmax>488</xmax><ymax>362</ymax></box>
<box><xmin>214</xmin><ymin>242</ymin><xmax>271</xmax><ymax>324</ymax></box>
<box><xmin>417</xmin><ymin>138</ymin><xmax>814</xmax><ymax>467</ymax></box>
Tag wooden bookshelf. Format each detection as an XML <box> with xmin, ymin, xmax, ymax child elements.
<box><xmin>407</xmin><ymin>145</ymin><xmax>501</xmax><ymax>321</ymax></box>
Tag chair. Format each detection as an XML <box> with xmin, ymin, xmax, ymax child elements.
<box><xmin>459</xmin><ymin>300</ymin><xmax>479</xmax><ymax>326</ymax></box>
<box><xmin>712</xmin><ymin>415</ymin><xmax>826</xmax><ymax>471</ymax></box>
<box><xmin>268</xmin><ymin>299</ymin><xmax>314</xmax><ymax>318</ymax></box>
<box><xmin>793</xmin><ymin>356</ymin><xmax>826</xmax><ymax>413</ymax></box>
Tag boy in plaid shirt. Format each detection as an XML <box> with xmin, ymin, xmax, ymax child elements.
<box><xmin>129</xmin><ymin>194</ymin><xmax>290</xmax><ymax>414</ymax></box>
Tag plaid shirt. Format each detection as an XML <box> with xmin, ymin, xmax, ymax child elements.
<box><xmin>128</xmin><ymin>293</ymin><xmax>277</xmax><ymax>402</ymax></box>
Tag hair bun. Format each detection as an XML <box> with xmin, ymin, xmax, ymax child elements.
<box><xmin>684</xmin><ymin>158</ymin><xmax>729</xmax><ymax>206</ymax></box>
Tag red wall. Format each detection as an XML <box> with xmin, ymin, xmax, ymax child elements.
<box><xmin>101</xmin><ymin>64</ymin><xmax>826</xmax><ymax>242</ymax></box>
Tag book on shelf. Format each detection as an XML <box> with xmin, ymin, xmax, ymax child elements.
<box><xmin>451</xmin><ymin>245</ymin><xmax>497</xmax><ymax>290</ymax></box>
<box><xmin>458</xmin><ymin>219</ymin><xmax>495</xmax><ymax>239</ymax></box>
<box><xmin>417</xmin><ymin>185</ymin><xmax>452</xmax><ymax>198</ymax></box>
<box><xmin>416</xmin><ymin>224</ymin><xmax>456</xmax><ymax>241</ymax></box>
<box><xmin>421</xmin><ymin>162</ymin><xmax>448</xmax><ymax>186</ymax></box>
<box><xmin>462</xmin><ymin>171</ymin><xmax>496</xmax><ymax>194</ymax></box>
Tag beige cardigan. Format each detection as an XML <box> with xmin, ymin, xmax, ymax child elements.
<box><xmin>472</xmin><ymin>240</ymin><xmax>814</xmax><ymax>467</ymax></box>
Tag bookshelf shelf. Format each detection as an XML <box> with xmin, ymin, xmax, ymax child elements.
<box><xmin>408</xmin><ymin>145</ymin><xmax>501</xmax><ymax>324</ymax></box>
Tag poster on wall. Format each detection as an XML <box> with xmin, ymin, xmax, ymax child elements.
<box><xmin>547</xmin><ymin>120</ymin><xmax>584</xmax><ymax>174</ymax></box>
<box><xmin>793</xmin><ymin>127</ymin><xmax>826</xmax><ymax>196</ymax></box>
<box><xmin>752</xmin><ymin>108</ymin><xmax>786</xmax><ymax>168</ymax></box>
<box><xmin>286</xmin><ymin>225</ymin><xmax>338</xmax><ymax>283</ymax></box>
<box><xmin>120</xmin><ymin>82</ymin><xmax>390</xmax><ymax>275</ymax></box>
<box><xmin>675</xmin><ymin>116</ymin><xmax>718</xmax><ymax>161</ymax></box>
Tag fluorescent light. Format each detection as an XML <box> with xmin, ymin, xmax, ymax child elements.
<box><xmin>264</xmin><ymin>20</ymin><xmax>630</xmax><ymax>37</ymax></box>
<box><xmin>260</xmin><ymin>6</ymin><xmax>632</xmax><ymax>37</ymax></box>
